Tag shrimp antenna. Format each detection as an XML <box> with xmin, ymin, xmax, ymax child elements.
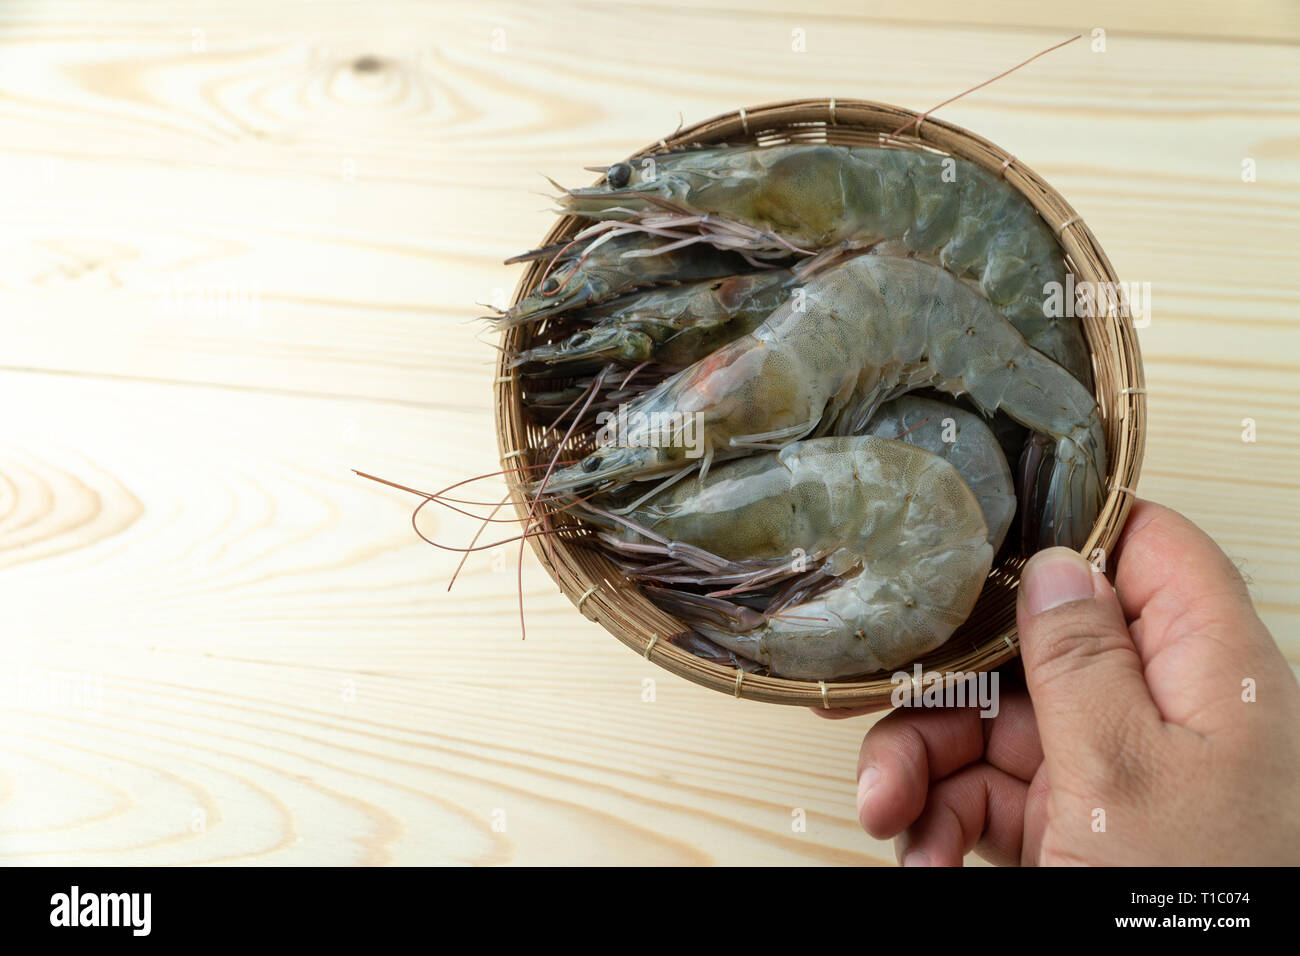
<box><xmin>354</xmin><ymin>467</ymin><xmax>596</xmax><ymax>583</ymax></box>
<box><xmin>446</xmin><ymin>483</ymin><xmax>607</xmax><ymax>592</ymax></box>
<box><xmin>474</xmin><ymin>326</ymin><xmax>509</xmax><ymax>352</ymax></box>
<box><xmin>408</xmin><ymin>496</ymin><xmax>570</xmax><ymax>553</ymax></box>
<box><xmin>515</xmin><ymin>365</ymin><xmax>610</xmax><ymax>641</ymax></box>
<box><xmin>886</xmin><ymin>33</ymin><xmax>1082</xmax><ymax>141</ymax></box>
<box><xmin>448</xmin><ymin>493</ymin><xmax>511</xmax><ymax>590</ymax></box>
<box><xmin>542</xmin><ymin>174</ymin><xmax>574</xmax><ymax>197</ymax></box>
<box><xmin>892</xmin><ymin>416</ymin><xmax>932</xmax><ymax>442</ymax></box>
<box><xmin>354</xmin><ymin>462</ymin><xmax>570</xmax><ymax>495</ymax></box>
<box><xmin>436</xmin><ymin>390</ymin><xmax>613</xmax><ymax>569</ymax></box>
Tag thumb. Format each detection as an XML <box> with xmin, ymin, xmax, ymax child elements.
<box><xmin>1016</xmin><ymin>548</ymin><xmax>1162</xmax><ymax>790</ymax></box>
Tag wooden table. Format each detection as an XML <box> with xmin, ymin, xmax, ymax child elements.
<box><xmin>1</xmin><ymin>0</ymin><xmax>1296</xmax><ymax>865</ymax></box>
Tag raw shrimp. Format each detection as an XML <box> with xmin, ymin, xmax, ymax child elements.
<box><xmin>511</xmin><ymin>269</ymin><xmax>796</xmax><ymax>369</ymax></box>
<box><xmin>543</xmin><ymin>255</ymin><xmax>1105</xmax><ymax>551</ymax></box>
<box><xmin>560</xmin><ymin>144</ymin><xmax>1090</xmax><ymax>384</ymax></box>
<box><xmin>863</xmin><ymin>395</ymin><xmax>1016</xmax><ymax>552</ymax></box>
<box><xmin>492</xmin><ymin>230</ymin><xmax>753</xmax><ymax>328</ymax></box>
<box><xmin>599</xmin><ymin>435</ymin><xmax>994</xmax><ymax>679</ymax></box>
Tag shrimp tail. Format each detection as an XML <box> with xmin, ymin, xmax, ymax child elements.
<box><xmin>1017</xmin><ymin>432</ymin><xmax>1052</xmax><ymax>554</ymax></box>
<box><xmin>1038</xmin><ymin>429</ymin><xmax>1106</xmax><ymax>552</ymax></box>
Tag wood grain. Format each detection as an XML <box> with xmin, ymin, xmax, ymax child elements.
<box><xmin>0</xmin><ymin>0</ymin><xmax>1296</xmax><ymax>865</ymax></box>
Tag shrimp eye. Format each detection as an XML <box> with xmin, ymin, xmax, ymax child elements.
<box><xmin>581</xmin><ymin>455</ymin><xmax>602</xmax><ymax>473</ymax></box>
<box><xmin>569</xmin><ymin>332</ymin><xmax>589</xmax><ymax>347</ymax></box>
<box><xmin>538</xmin><ymin>276</ymin><xmax>560</xmax><ymax>294</ymax></box>
<box><xmin>606</xmin><ymin>163</ymin><xmax>632</xmax><ymax>188</ymax></box>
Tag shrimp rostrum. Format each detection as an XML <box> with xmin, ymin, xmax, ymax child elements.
<box><xmin>543</xmin><ymin>254</ymin><xmax>1106</xmax><ymax>552</ymax></box>
<box><xmin>511</xmin><ymin>269</ymin><xmax>797</xmax><ymax>370</ymax></box>
<box><xmin>586</xmin><ymin>436</ymin><xmax>994</xmax><ymax>680</ymax></box>
<box><xmin>489</xmin><ymin>229</ymin><xmax>755</xmax><ymax>328</ymax></box>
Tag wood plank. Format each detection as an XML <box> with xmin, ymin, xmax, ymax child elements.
<box><xmin>0</xmin><ymin>372</ymin><xmax>891</xmax><ymax>864</ymax></box>
<box><xmin>0</xmin><ymin>0</ymin><xmax>1295</xmax><ymax>865</ymax></box>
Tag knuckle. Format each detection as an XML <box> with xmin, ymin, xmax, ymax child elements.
<box><xmin>1025</xmin><ymin>613</ymin><xmax>1133</xmax><ymax>689</ymax></box>
<box><xmin>1050</xmin><ymin>702</ymin><xmax>1156</xmax><ymax>804</ymax></box>
<box><xmin>1088</xmin><ymin>704</ymin><xmax>1157</xmax><ymax>795</ymax></box>
<box><xmin>865</xmin><ymin>717</ymin><xmax>928</xmax><ymax>775</ymax></box>
<box><xmin>1023</xmin><ymin>612</ymin><xmax>1162</xmax><ymax>799</ymax></box>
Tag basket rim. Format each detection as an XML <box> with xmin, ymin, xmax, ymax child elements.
<box><xmin>493</xmin><ymin>97</ymin><xmax>1146</xmax><ymax>707</ymax></box>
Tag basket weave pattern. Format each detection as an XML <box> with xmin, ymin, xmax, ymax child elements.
<box><xmin>494</xmin><ymin>99</ymin><xmax>1146</xmax><ymax>707</ymax></box>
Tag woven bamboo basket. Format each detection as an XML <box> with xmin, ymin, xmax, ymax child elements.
<box><xmin>494</xmin><ymin>98</ymin><xmax>1146</xmax><ymax>708</ymax></box>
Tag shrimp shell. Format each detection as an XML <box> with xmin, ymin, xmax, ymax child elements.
<box><xmin>613</xmin><ymin>435</ymin><xmax>993</xmax><ymax>679</ymax></box>
<box><xmin>863</xmin><ymin>395</ymin><xmax>1016</xmax><ymax>553</ymax></box>
<box><xmin>561</xmin><ymin>144</ymin><xmax>1090</xmax><ymax>384</ymax></box>
<box><xmin>543</xmin><ymin>255</ymin><xmax>1105</xmax><ymax>551</ymax></box>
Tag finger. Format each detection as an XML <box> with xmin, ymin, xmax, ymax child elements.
<box><xmin>1019</xmin><ymin>764</ymin><xmax>1052</xmax><ymax>865</ymax></box>
<box><xmin>981</xmin><ymin>681</ymin><xmax>1045</xmax><ymax>783</ymax></box>
<box><xmin>855</xmin><ymin>706</ymin><xmax>984</xmax><ymax>839</ymax></box>
<box><xmin>853</xmin><ymin>680</ymin><xmax>1041</xmax><ymax>775</ymax></box>
<box><xmin>1108</xmin><ymin>499</ymin><xmax>1285</xmax><ymax>728</ymax></box>
<box><xmin>1111</xmin><ymin>499</ymin><xmax>1250</xmax><ymax>606</ymax></box>
<box><xmin>1017</xmin><ymin>547</ymin><xmax>1164</xmax><ymax>795</ymax></box>
<box><xmin>893</xmin><ymin>764</ymin><xmax>1029</xmax><ymax>867</ymax></box>
<box><xmin>855</xmin><ymin>683</ymin><xmax>1043</xmax><ymax>839</ymax></box>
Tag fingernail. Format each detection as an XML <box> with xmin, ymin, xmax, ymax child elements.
<box><xmin>902</xmin><ymin>849</ymin><xmax>931</xmax><ymax>867</ymax></box>
<box><xmin>1022</xmin><ymin>547</ymin><xmax>1096</xmax><ymax>616</ymax></box>
<box><xmin>856</xmin><ymin>766</ymin><xmax>881</xmax><ymax>812</ymax></box>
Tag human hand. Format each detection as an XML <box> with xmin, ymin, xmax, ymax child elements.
<box><xmin>816</xmin><ymin>499</ymin><xmax>1300</xmax><ymax>865</ymax></box>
